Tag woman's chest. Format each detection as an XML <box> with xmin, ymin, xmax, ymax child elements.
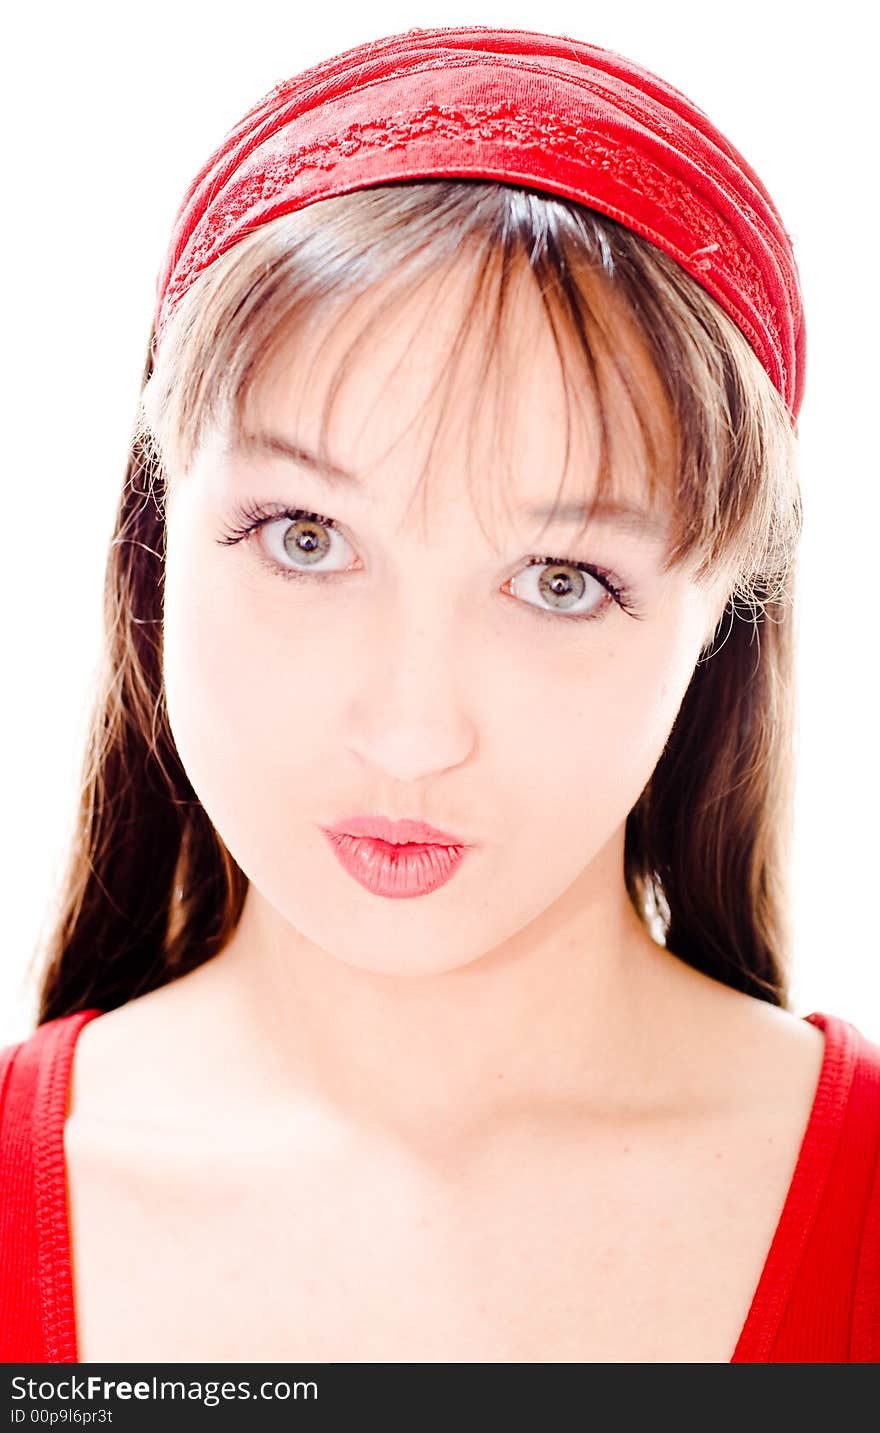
<box><xmin>63</xmin><ymin>1113</ymin><xmax>795</xmax><ymax>1363</ymax></box>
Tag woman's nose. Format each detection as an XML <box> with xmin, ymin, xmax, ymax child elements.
<box><xmin>342</xmin><ymin>593</ymin><xmax>478</xmax><ymax>784</ymax></box>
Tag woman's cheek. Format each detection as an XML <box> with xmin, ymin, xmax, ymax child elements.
<box><xmin>510</xmin><ymin>623</ymin><xmax>699</xmax><ymax>825</ymax></box>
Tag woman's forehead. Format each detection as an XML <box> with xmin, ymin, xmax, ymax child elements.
<box><xmin>237</xmin><ymin>258</ymin><xmax>675</xmax><ymax>532</ymax></box>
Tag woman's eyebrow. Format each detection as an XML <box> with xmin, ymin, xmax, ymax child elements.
<box><xmin>235</xmin><ymin>428</ymin><xmax>667</xmax><ymax>540</ymax></box>
<box><xmin>236</xmin><ymin>428</ymin><xmax>356</xmax><ymax>484</ymax></box>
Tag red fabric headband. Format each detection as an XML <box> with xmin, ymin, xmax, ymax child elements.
<box><xmin>154</xmin><ymin>24</ymin><xmax>806</xmax><ymax>422</ymax></box>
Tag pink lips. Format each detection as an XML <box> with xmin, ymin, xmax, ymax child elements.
<box><xmin>320</xmin><ymin>814</ymin><xmax>473</xmax><ymax>898</ymax></box>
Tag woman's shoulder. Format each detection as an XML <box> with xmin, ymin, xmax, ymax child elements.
<box><xmin>65</xmin><ymin>966</ymin><xmax>235</xmax><ymax>1132</ymax></box>
<box><xmin>0</xmin><ymin>1009</ymin><xmax>104</xmax><ymax>1114</ymax></box>
<box><xmin>719</xmin><ymin>999</ymin><xmax>880</xmax><ymax>1137</ymax></box>
<box><xmin>0</xmin><ymin>1010</ymin><xmax>105</xmax><ymax>1210</ymax></box>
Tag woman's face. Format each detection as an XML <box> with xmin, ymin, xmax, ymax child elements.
<box><xmin>162</xmin><ymin>260</ymin><xmax>728</xmax><ymax>976</ymax></box>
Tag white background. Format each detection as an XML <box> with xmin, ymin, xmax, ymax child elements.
<box><xmin>2</xmin><ymin>1</ymin><xmax>877</xmax><ymax>1045</ymax></box>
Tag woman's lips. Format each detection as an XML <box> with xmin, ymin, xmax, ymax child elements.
<box><xmin>326</xmin><ymin>813</ymin><xmax>466</xmax><ymax>846</ymax></box>
<box><xmin>320</xmin><ymin>829</ymin><xmax>470</xmax><ymax>898</ymax></box>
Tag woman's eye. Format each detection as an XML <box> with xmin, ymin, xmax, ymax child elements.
<box><xmin>218</xmin><ymin>507</ymin><xmax>357</xmax><ymax>577</ymax></box>
<box><xmin>261</xmin><ymin>511</ymin><xmax>356</xmax><ymax>574</ymax></box>
<box><xmin>504</xmin><ymin>558</ymin><xmax>612</xmax><ymax>622</ymax></box>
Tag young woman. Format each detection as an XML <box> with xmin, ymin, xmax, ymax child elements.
<box><xmin>1</xmin><ymin>25</ymin><xmax>878</xmax><ymax>1365</ymax></box>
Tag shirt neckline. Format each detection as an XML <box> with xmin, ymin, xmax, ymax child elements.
<box><xmin>35</xmin><ymin>1005</ymin><xmax>855</xmax><ymax>1363</ymax></box>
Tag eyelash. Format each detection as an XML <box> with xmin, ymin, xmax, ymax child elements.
<box><xmin>216</xmin><ymin>500</ymin><xmax>645</xmax><ymax>625</ymax></box>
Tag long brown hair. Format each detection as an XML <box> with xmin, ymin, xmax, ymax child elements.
<box><xmin>30</xmin><ymin>179</ymin><xmax>802</xmax><ymax>1026</ymax></box>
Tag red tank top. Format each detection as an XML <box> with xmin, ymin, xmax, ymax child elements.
<box><xmin>1</xmin><ymin>1007</ymin><xmax>879</xmax><ymax>1362</ymax></box>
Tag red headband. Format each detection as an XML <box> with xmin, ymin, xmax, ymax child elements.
<box><xmin>154</xmin><ymin>24</ymin><xmax>806</xmax><ymax>422</ymax></box>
